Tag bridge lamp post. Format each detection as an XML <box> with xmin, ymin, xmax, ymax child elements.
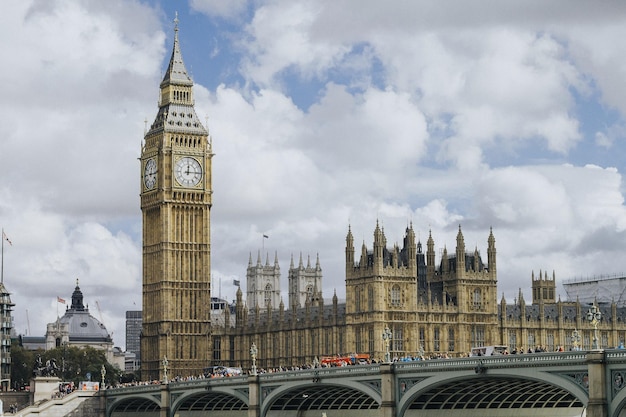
<box><xmin>250</xmin><ymin>343</ymin><xmax>258</xmax><ymax>376</ymax></box>
<box><xmin>571</xmin><ymin>329</ymin><xmax>580</xmax><ymax>351</ymax></box>
<box><xmin>162</xmin><ymin>356</ymin><xmax>168</xmax><ymax>384</ymax></box>
<box><xmin>586</xmin><ymin>304</ymin><xmax>602</xmax><ymax>350</ymax></box>
<box><xmin>101</xmin><ymin>364</ymin><xmax>106</xmax><ymax>390</ymax></box>
<box><xmin>382</xmin><ymin>326</ymin><xmax>392</xmax><ymax>363</ymax></box>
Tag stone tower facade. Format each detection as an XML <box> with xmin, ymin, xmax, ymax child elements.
<box><xmin>532</xmin><ymin>270</ymin><xmax>556</xmax><ymax>304</ymax></box>
<box><xmin>140</xmin><ymin>18</ymin><xmax>213</xmax><ymax>381</ymax></box>
<box><xmin>344</xmin><ymin>222</ymin><xmax>498</xmax><ymax>359</ymax></box>
<box><xmin>246</xmin><ymin>252</ymin><xmax>281</xmax><ymax>310</ymax></box>
<box><xmin>345</xmin><ymin>222</ymin><xmax>418</xmax><ymax>356</ymax></box>
<box><xmin>288</xmin><ymin>253</ymin><xmax>323</xmax><ymax>309</ymax></box>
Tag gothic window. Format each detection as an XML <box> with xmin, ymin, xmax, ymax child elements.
<box><xmin>392</xmin><ymin>326</ymin><xmax>403</xmax><ymax>353</ymax></box>
<box><xmin>419</xmin><ymin>327</ymin><xmax>425</xmax><ymax>353</ymax></box>
<box><xmin>338</xmin><ymin>331</ymin><xmax>344</xmax><ymax>354</ymax></box>
<box><xmin>324</xmin><ymin>331</ymin><xmax>331</xmax><ymax>354</ymax></box>
<box><xmin>356</xmin><ymin>330</ymin><xmax>363</xmax><ymax>353</ymax></box>
<box><xmin>547</xmin><ymin>332</ymin><xmax>554</xmax><ymax>351</ymax></box>
<box><xmin>391</xmin><ymin>284</ymin><xmax>401</xmax><ymax>307</ymax></box>
<box><xmin>298</xmin><ymin>333</ymin><xmax>304</xmax><ymax>359</ymax></box>
<box><xmin>448</xmin><ymin>328</ymin><xmax>455</xmax><ymax>352</ymax></box>
<box><xmin>264</xmin><ymin>284</ymin><xmax>272</xmax><ymax>307</ymax></box>
<box><xmin>434</xmin><ymin>327</ymin><xmax>440</xmax><ymax>352</ymax></box>
<box><xmin>368</xmin><ymin>328</ymin><xmax>375</xmax><ymax>354</ymax></box>
<box><xmin>307</xmin><ymin>285</ymin><xmax>314</xmax><ymax>300</ymax></box>
<box><xmin>285</xmin><ymin>336</ymin><xmax>291</xmax><ymax>358</ymax></box>
<box><xmin>509</xmin><ymin>331</ymin><xmax>517</xmax><ymax>351</ymax></box>
<box><xmin>229</xmin><ymin>336</ymin><xmax>235</xmax><ymax>362</ymax></box>
<box><xmin>473</xmin><ymin>288</ymin><xmax>481</xmax><ymax>309</ymax></box>
<box><xmin>471</xmin><ymin>325</ymin><xmax>485</xmax><ymax>347</ymax></box>
<box><xmin>602</xmin><ymin>332</ymin><xmax>608</xmax><ymax>349</ymax></box>
<box><xmin>527</xmin><ymin>333</ymin><xmax>535</xmax><ymax>350</ymax></box>
<box><xmin>355</xmin><ymin>287</ymin><xmax>361</xmax><ymax>312</ymax></box>
<box><xmin>368</xmin><ymin>285</ymin><xmax>374</xmax><ymax>311</ymax></box>
<box><xmin>273</xmin><ymin>333</ymin><xmax>280</xmax><ymax>357</ymax></box>
<box><xmin>213</xmin><ymin>336</ymin><xmax>221</xmax><ymax>361</ymax></box>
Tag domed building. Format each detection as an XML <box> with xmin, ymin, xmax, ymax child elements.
<box><xmin>46</xmin><ymin>280</ymin><xmax>114</xmax><ymax>362</ymax></box>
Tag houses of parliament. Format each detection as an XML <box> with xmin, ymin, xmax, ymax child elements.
<box><xmin>140</xmin><ymin>20</ymin><xmax>626</xmax><ymax>380</ymax></box>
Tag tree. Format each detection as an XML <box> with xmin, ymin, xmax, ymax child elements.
<box><xmin>9</xmin><ymin>342</ymin><xmax>38</xmax><ymax>390</ymax></box>
<box><xmin>10</xmin><ymin>339</ymin><xmax>122</xmax><ymax>388</ymax></box>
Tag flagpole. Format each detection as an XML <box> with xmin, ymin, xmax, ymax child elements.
<box><xmin>1</xmin><ymin>227</ymin><xmax>4</xmax><ymax>284</ymax></box>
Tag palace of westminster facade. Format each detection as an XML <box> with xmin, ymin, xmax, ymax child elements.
<box><xmin>139</xmin><ymin>21</ymin><xmax>626</xmax><ymax>380</ymax></box>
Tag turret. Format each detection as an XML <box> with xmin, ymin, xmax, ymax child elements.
<box><xmin>487</xmin><ymin>227</ymin><xmax>496</xmax><ymax>276</ymax></box>
<box><xmin>373</xmin><ymin>220</ymin><xmax>384</xmax><ymax>266</ymax></box>
<box><xmin>455</xmin><ymin>225</ymin><xmax>465</xmax><ymax>277</ymax></box>
<box><xmin>346</xmin><ymin>225</ymin><xmax>355</xmax><ymax>269</ymax></box>
<box><xmin>405</xmin><ymin>223</ymin><xmax>417</xmax><ymax>269</ymax></box>
<box><xmin>426</xmin><ymin>230</ymin><xmax>435</xmax><ymax>279</ymax></box>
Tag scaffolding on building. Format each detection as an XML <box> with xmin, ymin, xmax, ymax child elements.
<box><xmin>563</xmin><ymin>273</ymin><xmax>626</xmax><ymax>307</ymax></box>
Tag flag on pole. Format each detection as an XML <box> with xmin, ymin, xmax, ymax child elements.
<box><xmin>2</xmin><ymin>231</ymin><xmax>12</xmax><ymax>246</ymax></box>
<box><xmin>233</xmin><ymin>279</ymin><xmax>240</xmax><ymax>286</ymax></box>
<box><xmin>57</xmin><ymin>296</ymin><xmax>66</xmax><ymax>304</ymax></box>
<box><xmin>263</xmin><ymin>234</ymin><xmax>269</xmax><ymax>239</ymax></box>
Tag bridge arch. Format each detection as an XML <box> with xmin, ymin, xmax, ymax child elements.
<box><xmin>168</xmin><ymin>383</ymin><xmax>250</xmax><ymax>417</ymax></box>
<box><xmin>397</xmin><ymin>369</ymin><xmax>587</xmax><ymax>417</ymax></box>
<box><xmin>108</xmin><ymin>394</ymin><xmax>161</xmax><ymax>417</ymax></box>
<box><xmin>609</xmin><ymin>386</ymin><xmax>626</xmax><ymax>417</ymax></box>
<box><xmin>260</xmin><ymin>380</ymin><xmax>381</xmax><ymax>417</ymax></box>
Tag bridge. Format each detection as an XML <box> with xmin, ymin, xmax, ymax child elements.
<box><xmin>104</xmin><ymin>350</ymin><xmax>626</xmax><ymax>417</ymax></box>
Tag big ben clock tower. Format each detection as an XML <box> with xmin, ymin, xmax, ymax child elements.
<box><xmin>140</xmin><ymin>16</ymin><xmax>213</xmax><ymax>381</ymax></box>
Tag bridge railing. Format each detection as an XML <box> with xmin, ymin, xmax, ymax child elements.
<box><xmin>395</xmin><ymin>351</ymin><xmax>589</xmax><ymax>373</ymax></box>
<box><xmin>259</xmin><ymin>364</ymin><xmax>382</xmax><ymax>382</ymax></box>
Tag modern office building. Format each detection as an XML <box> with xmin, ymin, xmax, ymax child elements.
<box><xmin>125</xmin><ymin>310</ymin><xmax>142</xmax><ymax>371</ymax></box>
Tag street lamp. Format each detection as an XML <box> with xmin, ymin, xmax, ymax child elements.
<box><xmin>571</xmin><ymin>329</ymin><xmax>580</xmax><ymax>351</ymax></box>
<box><xmin>250</xmin><ymin>343</ymin><xmax>258</xmax><ymax>376</ymax></box>
<box><xmin>100</xmin><ymin>364</ymin><xmax>106</xmax><ymax>390</ymax></box>
<box><xmin>382</xmin><ymin>326</ymin><xmax>392</xmax><ymax>363</ymax></box>
<box><xmin>586</xmin><ymin>304</ymin><xmax>602</xmax><ymax>350</ymax></box>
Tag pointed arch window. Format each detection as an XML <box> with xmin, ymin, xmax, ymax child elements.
<box><xmin>368</xmin><ymin>286</ymin><xmax>374</xmax><ymax>311</ymax></box>
<box><xmin>473</xmin><ymin>288</ymin><xmax>482</xmax><ymax>310</ymax></box>
<box><xmin>391</xmin><ymin>285</ymin><xmax>401</xmax><ymax>307</ymax></box>
<box><xmin>264</xmin><ymin>284</ymin><xmax>272</xmax><ymax>307</ymax></box>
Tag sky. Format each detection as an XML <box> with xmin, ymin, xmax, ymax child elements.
<box><xmin>2</xmin><ymin>0</ymin><xmax>626</xmax><ymax>351</ymax></box>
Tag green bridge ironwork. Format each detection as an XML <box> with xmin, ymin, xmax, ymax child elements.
<box><xmin>103</xmin><ymin>349</ymin><xmax>626</xmax><ymax>417</ymax></box>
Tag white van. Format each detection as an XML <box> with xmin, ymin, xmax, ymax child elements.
<box><xmin>470</xmin><ymin>345</ymin><xmax>508</xmax><ymax>356</ymax></box>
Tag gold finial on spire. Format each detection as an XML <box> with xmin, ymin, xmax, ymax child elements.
<box><xmin>174</xmin><ymin>11</ymin><xmax>179</xmax><ymax>33</ymax></box>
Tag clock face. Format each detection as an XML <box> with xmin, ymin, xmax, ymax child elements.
<box><xmin>143</xmin><ymin>158</ymin><xmax>157</xmax><ymax>190</ymax></box>
<box><xmin>174</xmin><ymin>156</ymin><xmax>203</xmax><ymax>187</ymax></box>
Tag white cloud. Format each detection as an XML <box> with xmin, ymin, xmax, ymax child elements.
<box><xmin>3</xmin><ymin>0</ymin><xmax>626</xmax><ymax>352</ymax></box>
<box><xmin>191</xmin><ymin>0</ymin><xmax>249</xmax><ymax>21</ymax></box>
